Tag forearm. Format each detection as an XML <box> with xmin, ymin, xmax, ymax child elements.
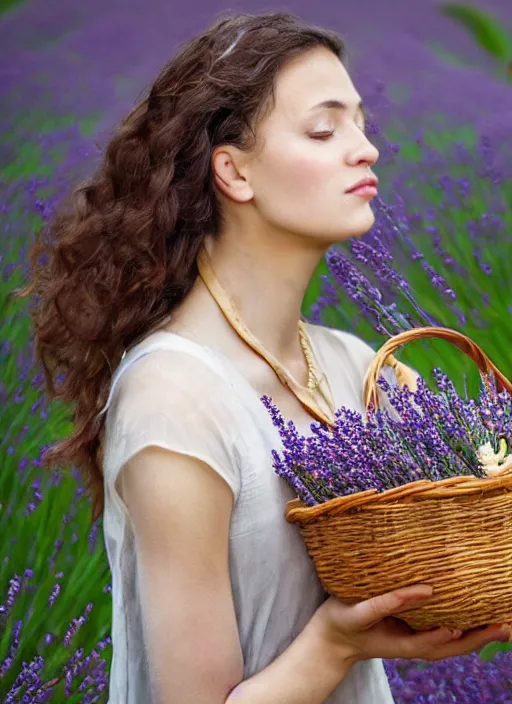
<box><xmin>225</xmin><ymin>617</ymin><xmax>354</xmax><ymax>704</ymax></box>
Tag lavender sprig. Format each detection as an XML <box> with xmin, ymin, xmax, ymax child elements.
<box><xmin>263</xmin><ymin>372</ymin><xmax>512</xmax><ymax>505</ymax></box>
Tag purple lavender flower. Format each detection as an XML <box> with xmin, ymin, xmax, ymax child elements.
<box><xmin>385</xmin><ymin>651</ymin><xmax>512</xmax><ymax>704</ymax></box>
<box><xmin>263</xmin><ymin>365</ymin><xmax>512</xmax><ymax>505</ymax></box>
<box><xmin>63</xmin><ymin>603</ymin><xmax>94</xmax><ymax>648</ymax></box>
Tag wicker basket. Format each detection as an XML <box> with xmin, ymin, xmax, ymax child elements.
<box><xmin>285</xmin><ymin>326</ymin><xmax>512</xmax><ymax>631</ymax></box>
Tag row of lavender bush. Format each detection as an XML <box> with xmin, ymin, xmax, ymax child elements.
<box><xmin>2</xmin><ymin>1</ymin><xmax>512</xmax><ymax>701</ymax></box>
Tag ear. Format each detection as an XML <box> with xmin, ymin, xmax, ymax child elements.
<box><xmin>211</xmin><ymin>146</ymin><xmax>254</xmax><ymax>203</ymax></box>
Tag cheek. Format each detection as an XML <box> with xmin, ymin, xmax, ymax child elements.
<box><xmin>251</xmin><ymin>139</ymin><xmax>346</xmax><ymax>231</ymax></box>
<box><xmin>259</xmin><ymin>138</ymin><xmax>337</xmax><ymax>197</ymax></box>
<box><xmin>277</xmin><ymin>150</ymin><xmax>334</xmax><ymax>194</ymax></box>
<box><xmin>297</xmin><ymin>164</ymin><xmax>332</xmax><ymax>196</ymax></box>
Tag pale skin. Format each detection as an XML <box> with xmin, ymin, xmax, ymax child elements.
<box><xmin>121</xmin><ymin>46</ymin><xmax>511</xmax><ymax>703</ymax></box>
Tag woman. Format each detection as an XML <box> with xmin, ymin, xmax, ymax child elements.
<box><xmin>18</xmin><ymin>10</ymin><xmax>511</xmax><ymax>704</ymax></box>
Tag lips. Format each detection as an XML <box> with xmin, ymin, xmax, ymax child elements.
<box><xmin>345</xmin><ymin>176</ymin><xmax>379</xmax><ymax>194</ymax></box>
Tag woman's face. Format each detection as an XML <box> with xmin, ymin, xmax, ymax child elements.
<box><xmin>246</xmin><ymin>46</ymin><xmax>380</xmax><ymax>244</ymax></box>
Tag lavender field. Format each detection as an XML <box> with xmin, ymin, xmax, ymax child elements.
<box><xmin>1</xmin><ymin>0</ymin><xmax>512</xmax><ymax>701</ymax></box>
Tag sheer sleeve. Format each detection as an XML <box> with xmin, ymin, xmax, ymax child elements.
<box><xmin>102</xmin><ymin>349</ymin><xmax>242</xmax><ymax>504</ymax></box>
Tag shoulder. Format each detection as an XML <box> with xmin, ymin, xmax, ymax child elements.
<box><xmin>118</xmin><ymin>345</ymin><xmax>232</xmax><ymax>396</ymax></box>
<box><xmin>102</xmin><ymin>335</ymin><xmax>241</xmax><ymax>427</ymax></box>
<box><xmin>101</xmin><ymin>340</ymin><xmax>243</xmax><ymax>500</ymax></box>
<box><xmin>304</xmin><ymin>321</ymin><xmax>376</xmax><ymax>367</ymax></box>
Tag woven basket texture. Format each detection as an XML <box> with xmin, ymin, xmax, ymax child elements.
<box><xmin>286</xmin><ymin>327</ymin><xmax>512</xmax><ymax>631</ymax></box>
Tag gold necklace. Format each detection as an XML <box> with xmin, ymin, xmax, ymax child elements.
<box><xmin>196</xmin><ymin>246</ymin><xmax>336</xmax><ymax>428</ymax></box>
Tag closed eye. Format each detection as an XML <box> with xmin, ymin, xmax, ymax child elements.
<box><xmin>309</xmin><ymin>131</ymin><xmax>335</xmax><ymax>140</ymax></box>
<box><xmin>309</xmin><ymin>121</ymin><xmax>367</xmax><ymax>140</ymax></box>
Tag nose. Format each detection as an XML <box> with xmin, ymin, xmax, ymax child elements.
<box><xmin>345</xmin><ymin>130</ymin><xmax>380</xmax><ymax>168</ymax></box>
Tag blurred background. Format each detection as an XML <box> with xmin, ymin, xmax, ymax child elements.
<box><xmin>1</xmin><ymin>0</ymin><xmax>512</xmax><ymax>701</ymax></box>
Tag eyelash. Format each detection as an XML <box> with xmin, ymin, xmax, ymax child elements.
<box><xmin>310</xmin><ymin>131</ymin><xmax>335</xmax><ymax>140</ymax></box>
<box><xmin>309</xmin><ymin>124</ymin><xmax>367</xmax><ymax>140</ymax></box>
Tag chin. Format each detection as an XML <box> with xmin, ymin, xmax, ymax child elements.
<box><xmin>330</xmin><ymin>221</ymin><xmax>375</xmax><ymax>244</ymax></box>
<box><xmin>307</xmin><ymin>209</ymin><xmax>375</xmax><ymax>245</ymax></box>
<box><xmin>324</xmin><ymin>205</ymin><xmax>375</xmax><ymax>242</ymax></box>
<box><xmin>347</xmin><ymin>208</ymin><xmax>376</xmax><ymax>239</ymax></box>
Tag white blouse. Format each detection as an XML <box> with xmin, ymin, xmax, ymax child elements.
<box><xmin>98</xmin><ymin>321</ymin><xmax>395</xmax><ymax>704</ymax></box>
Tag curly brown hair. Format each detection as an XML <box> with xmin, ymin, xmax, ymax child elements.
<box><xmin>11</xmin><ymin>10</ymin><xmax>346</xmax><ymax>524</ymax></box>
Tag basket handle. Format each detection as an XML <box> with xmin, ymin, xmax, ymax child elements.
<box><xmin>363</xmin><ymin>326</ymin><xmax>512</xmax><ymax>410</ymax></box>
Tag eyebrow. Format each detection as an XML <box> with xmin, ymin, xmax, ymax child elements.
<box><xmin>309</xmin><ymin>99</ymin><xmax>366</xmax><ymax>120</ymax></box>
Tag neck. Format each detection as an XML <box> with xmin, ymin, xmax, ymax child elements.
<box><xmin>200</xmin><ymin>229</ymin><xmax>327</xmax><ymax>361</ymax></box>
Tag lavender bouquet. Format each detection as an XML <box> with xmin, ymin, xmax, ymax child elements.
<box><xmin>262</xmin><ymin>368</ymin><xmax>512</xmax><ymax>507</ymax></box>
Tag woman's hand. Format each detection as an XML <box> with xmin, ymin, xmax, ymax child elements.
<box><xmin>313</xmin><ymin>584</ymin><xmax>511</xmax><ymax>665</ymax></box>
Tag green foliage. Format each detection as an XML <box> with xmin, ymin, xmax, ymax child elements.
<box><xmin>0</xmin><ymin>267</ymin><xmax>112</xmax><ymax>700</ymax></box>
<box><xmin>439</xmin><ymin>3</ymin><xmax>512</xmax><ymax>60</ymax></box>
<box><xmin>438</xmin><ymin>2</ymin><xmax>512</xmax><ymax>81</ymax></box>
<box><xmin>0</xmin><ymin>0</ymin><xmax>25</xmax><ymax>16</ymax></box>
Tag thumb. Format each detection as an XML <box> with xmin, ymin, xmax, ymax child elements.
<box><xmin>349</xmin><ymin>584</ymin><xmax>434</xmax><ymax>630</ymax></box>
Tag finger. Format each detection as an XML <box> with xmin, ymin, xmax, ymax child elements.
<box><xmin>396</xmin><ymin>626</ymin><xmax>465</xmax><ymax>658</ymax></box>
<box><xmin>432</xmin><ymin>623</ymin><xmax>512</xmax><ymax>659</ymax></box>
<box><xmin>351</xmin><ymin>584</ymin><xmax>434</xmax><ymax>630</ymax></box>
